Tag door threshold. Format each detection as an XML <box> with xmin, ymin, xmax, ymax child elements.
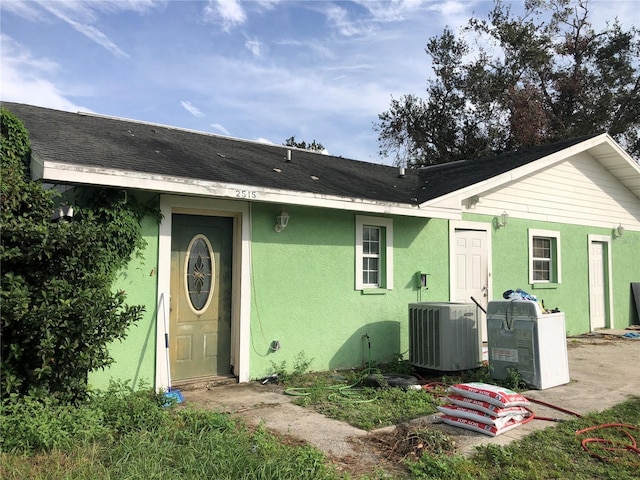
<box><xmin>173</xmin><ymin>375</ymin><xmax>237</xmax><ymax>391</ymax></box>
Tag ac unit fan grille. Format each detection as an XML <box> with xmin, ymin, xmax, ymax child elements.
<box><xmin>408</xmin><ymin>303</ymin><xmax>481</xmax><ymax>371</ymax></box>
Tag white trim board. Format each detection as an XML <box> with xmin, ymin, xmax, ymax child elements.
<box><xmin>155</xmin><ymin>195</ymin><xmax>252</xmax><ymax>391</ymax></box>
<box><xmin>587</xmin><ymin>234</ymin><xmax>614</xmax><ymax>330</ymax></box>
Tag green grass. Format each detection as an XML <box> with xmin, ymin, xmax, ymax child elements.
<box><xmin>292</xmin><ymin>382</ymin><xmax>441</xmax><ymax>431</ymax></box>
<box><xmin>281</xmin><ymin>361</ymin><xmax>640</xmax><ymax>479</ymax></box>
<box><xmin>0</xmin><ymin>382</ymin><xmax>345</xmax><ymax>480</ymax></box>
<box><xmin>280</xmin><ymin>359</ymin><xmax>495</xmax><ymax>431</ymax></box>
<box><xmin>405</xmin><ymin>396</ymin><xmax>640</xmax><ymax>480</ymax></box>
<box><xmin>2</xmin><ymin>378</ymin><xmax>638</xmax><ymax>480</ymax></box>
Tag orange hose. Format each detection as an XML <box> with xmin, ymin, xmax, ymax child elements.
<box><xmin>575</xmin><ymin>423</ymin><xmax>640</xmax><ymax>465</ymax></box>
<box><xmin>524</xmin><ymin>396</ymin><xmax>582</xmax><ymax>418</ymax></box>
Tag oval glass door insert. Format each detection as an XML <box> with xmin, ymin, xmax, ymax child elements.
<box><xmin>184</xmin><ymin>234</ymin><xmax>215</xmax><ymax>314</ymax></box>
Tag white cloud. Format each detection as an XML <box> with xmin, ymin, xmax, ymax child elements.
<box><xmin>322</xmin><ymin>4</ymin><xmax>373</xmax><ymax>37</ymax></box>
<box><xmin>276</xmin><ymin>38</ymin><xmax>335</xmax><ymax>60</ymax></box>
<box><xmin>204</xmin><ymin>0</ymin><xmax>247</xmax><ymax>31</ymax></box>
<box><xmin>181</xmin><ymin>101</ymin><xmax>204</xmax><ymax>117</ymax></box>
<box><xmin>245</xmin><ymin>38</ymin><xmax>262</xmax><ymax>57</ymax></box>
<box><xmin>0</xmin><ymin>34</ymin><xmax>90</xmax><ymax>112</ymax></box>
<box><xmin>210</xmin><ymin>123</ymin><xmax>230</xmax><ymax>135</ymax></box>
<box><xmin>1</xmin><ymin>1</ymin><xmax>164</xmax><ymax>58</ymax></box>
<box><xmin>41</xmin><ymin>3</ymin><xmax>130</xmax><ymax>58</ymax></box>
<box><xmin>0</xmin><ymin>0</ymin><xmax>48</xmax><ymax>21</ymax></box>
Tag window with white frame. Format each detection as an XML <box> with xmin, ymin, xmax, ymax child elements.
<box><xmin>355</xmin><ymin>216</ymin><xmax>393</xmax><ymax>290</ymax></box>
<box><xmin>528</xmin><ymin>229</ymin><xmax>561</xmax><ymax>284</ymax></box>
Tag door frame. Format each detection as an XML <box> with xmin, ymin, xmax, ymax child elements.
<box><xmin>155</xmin><ymin>195</ymin><xmax>251</xmax><ymax>391</ymax></box>
<box><xmin>449</xmin><ymin>220</ymin><xmax>493</xmax><ymax>305</ymax></box>
<box><xmin>588</xmin><ymin>234</ymin><xmax>614</xmax><ymax>330</ymax></box>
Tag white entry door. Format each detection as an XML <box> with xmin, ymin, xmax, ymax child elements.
<box><xmin>589</xmin><ymin>241</ymin><xmax>607</xmax><ymax>330</ymax></box>
<box><xmin>454</xmin><ymin>229</ymin><xmax>489</xmax><ymax>341</ymax></box>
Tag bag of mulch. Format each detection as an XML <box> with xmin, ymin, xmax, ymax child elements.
<box><xmin>440</xmin><ymin>413</ymin><xmax>529</xmax><ymax>437</ymax></box>
<box><xmin>448</xmin><ymin>382</ymin><xmax>530</xmax><ymax>408</ymax></box>
<box><xmin>437</xmin><ymin>404</ymin><xmax>528</xmax><ymax>428</ymax></box>
<box><xmin>445</xmin><ymin>393</ymin><xmax>530</xmax><ymax>417</ymax></box>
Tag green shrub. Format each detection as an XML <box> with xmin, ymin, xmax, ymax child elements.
<box><xmin>1</xmin><ymin>107</ymin><xmax>158</xmax><ymax>404</ymax></box>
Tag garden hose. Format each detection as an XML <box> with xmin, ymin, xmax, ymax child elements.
<box><xmin>575</xmin><ymin>423</ymin><xmax>640</xmax><ymax>465</ymax></box>
<box><xmin>284</xmin><ymin>372</ymin><xmax>380</xmax><ymax>403</ymax></box>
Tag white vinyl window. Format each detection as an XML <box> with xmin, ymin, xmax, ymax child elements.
<box><xmin>362</xmin><ymin>226</ymin><xmax>380</xmax><ymax>286</ymax></box>
<box><xmin>528</xmin><ymin>229</ymin><xmax>561</xmax><ymax>284</ymax></box>
<box><xmin>355</xmin><ymin>216</ymin><xmax>393</xmax><ymax>290</ymax></box>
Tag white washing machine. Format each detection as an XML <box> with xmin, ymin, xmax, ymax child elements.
<box><xmin>487</xmin><ymin>300</ymin><xmax>570</xmax><ymax>390</ymax></box>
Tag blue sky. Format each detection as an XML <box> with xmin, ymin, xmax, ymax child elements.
<box><xmin>1</xmin><ymin>1</ymin><xmax>637</xmax><ymax>164</ymax></box>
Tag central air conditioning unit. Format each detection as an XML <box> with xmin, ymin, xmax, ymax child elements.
<box><xmin>408</xmin><ymin>302</ymin><xmax>482</xmax><ymax>371</ymax></box>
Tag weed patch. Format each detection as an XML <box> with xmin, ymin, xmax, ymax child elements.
<box><xmin>0</xmin><ymin>383</ymin><xmax>346</xmax><ymax>480</ymax></box>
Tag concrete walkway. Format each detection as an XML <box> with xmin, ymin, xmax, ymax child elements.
<box><xmin>181</xmin><ymin>334</ymin><xmax>640</xmax><ymax>464</ymax></box>
<box><xmin>425</xmin><ymin>333</ymin><xmax>640</xmax><ymax>454</ymax></box>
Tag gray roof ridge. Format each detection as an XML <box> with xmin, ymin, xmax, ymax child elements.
<box><xmin>418</xmin><ymin>159</ymin><xmax>468</xmax><ymax>171</ymax></box>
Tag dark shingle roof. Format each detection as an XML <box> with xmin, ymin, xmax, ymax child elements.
<box><xmin>414</xmin><ymin>134</ymin><xmax>600</xmax><ymax>202</ymax></box>
<box><xmin>2</xmin><ymin>102</ymin><xmax>599</xmax><ymax>205</ymax></box>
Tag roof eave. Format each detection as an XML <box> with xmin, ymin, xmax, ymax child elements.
<box><xmin>420</xmin><ymin>133</ymin><xmax>640</xmax><ymax>208</ymax></box>
<box><xmin>33</xmin><ymin>158</ymin><xmax>459</xmax><ymax>219</ymax></box>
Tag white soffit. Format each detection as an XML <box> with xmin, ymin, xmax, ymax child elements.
<box><xmin>585</xmin><ymin>137</ymin><xmax>640</xmax><ymax>198</ymax></box>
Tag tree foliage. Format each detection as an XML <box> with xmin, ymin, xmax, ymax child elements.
<box><xmin>1</xmin><ymin>108</ymin><xmax>156</xmax><ymax>404</ymax></box>
<box><xmin>376</xmin><ymin>0</ymin><xmax>640</xmax><ymax>166</ymax></box>
<box><xmin>284</xmin><ymin>136</ymin><xmax>326</xmax><ymax>153</ymax></box>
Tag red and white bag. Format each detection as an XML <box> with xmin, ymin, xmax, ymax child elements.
<box><xmin>439</xmin><ymin>383</ymin><xmax>532</xmax><ymax>436</ymax></box>
<box><xmin>445</xmin><ymin>393</ymin><xmax>530</xmax><ymax>417</ymax></box>
<box><xmin>440</xmin><ymin>414</ymin><xmax>529</xmax><ymax>437</ymax></box>
<box><xmin>448</xmin><ymin>382</ymin><xmax>530</xmax><ymax>408</ymax></box>
<box><xmin>437</xmin><ymin>404</ymin><xmax>528</xmax><ymax>428</ymax></box>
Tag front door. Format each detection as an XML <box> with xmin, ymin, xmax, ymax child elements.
<box><xmin>589</xmin><ymin>241</ymin><xmax>607</xmax><ymax>330</ymax></box>
<box><xmin>454</xmin><ymin>229</ymin><xmax>489</xmax><ymax>340</ymax></box>
<box><xmin>170</xmin><ymin>214</ymin><xmax>233</xmax><ymax>381</ymax></box>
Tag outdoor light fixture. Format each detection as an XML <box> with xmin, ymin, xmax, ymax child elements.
<box><xmin>496</xmin><ymin>210</ymin><xmax>508</xmax><ymax>229</ymax></box>
<box><xmin>613</xmin><ymin>223</ymin><xmax>624</xmax><ymax>238</ymax></box>
<box><xmin>274</xmin><ymin>210</ymin><xmax>290</xmax><ymax>233</ymax></box>
<box><xmin>51</xmin><ymin>205</ymin><xmax>74</xmax><ymax>223</ymax></box>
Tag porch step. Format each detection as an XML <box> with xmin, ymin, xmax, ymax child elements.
<box><xmin>172</xmin><ymin>375</ymin><xmax>237</xmax><ymax>391</ymax></box>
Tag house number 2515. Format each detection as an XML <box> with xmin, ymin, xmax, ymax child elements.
<box><xmin>235</xmin><ymin>189</ymin><xmax>257</xmax><ymax>198</ymax></box>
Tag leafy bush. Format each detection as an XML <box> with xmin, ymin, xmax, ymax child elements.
<box><xmin>0</xmin><ymin>394</ymin><xmax>109</xmax><ymax>453</ymax></box>
<box><xmin>1</xmin><ymin>107</ymin><xmax>157</xmax><ymax>404</ymax></box>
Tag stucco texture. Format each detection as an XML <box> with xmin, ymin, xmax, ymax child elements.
<box><xmin>247</xmin><ymin>204</ymin><xmax>449</xmax><ymax>379</ymax></box>
<box><xmin>88</xmin><ymin>214</ymin><xmax>160</xmax><ymax>391</ymax></box>
<box><xmin>467</xmin><ymin>213</ymin><xmax>640</xmax><ymax>335</ymax></box>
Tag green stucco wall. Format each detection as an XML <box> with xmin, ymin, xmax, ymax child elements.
<box><xmin>88</xmin><ymin>213</ymin><xmax>159</xmax><ymax>391</ymax></box>
<box><xmin>464</xmin><ymin>213</ymin><xmax>640</xmax><ymax>335</ymax></box>
<box><xmin>99</xmin><ymin>199</ymin><xmax>638</xmax><ymax>385</ymax></box>
<box><xmin>248</xmin><ymin>204</ymin><xmax>451</xmax><ymax>379</ymax></box>
<box><xmin>249</xmin><ymin>205</ymin><xmax>639</xmax><ymax>378</ymax></box>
